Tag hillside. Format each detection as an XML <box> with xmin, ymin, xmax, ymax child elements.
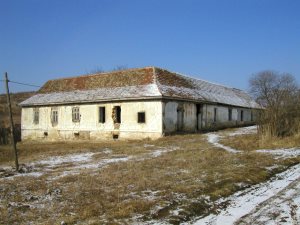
<box><xmin>0</xmin><ymin>92</ymin><xmax>35</xmax><ymax>127</ymax></box>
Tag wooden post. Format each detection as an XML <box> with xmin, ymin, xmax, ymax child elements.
<box><xmin>4</xmin><ymin>72</ymin><xmax>19</xmax><ymax>171</ymax></box>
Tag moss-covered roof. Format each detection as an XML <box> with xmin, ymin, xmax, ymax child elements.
<box><xmin>20</xmin><ymin>67</ymin><xmax>259</xmax><ymax>108</ymax></box>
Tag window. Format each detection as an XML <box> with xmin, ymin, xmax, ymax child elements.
<box><xmin>51</xmin><ymin>108</ymin><xmax>58</xmax><ymax>125</ymax></box>
<box><xmin>240</xmin><ymin>110</ymin><xmax>244</xmax><ymax>121</ymax></box>
<box><xmin>112</xmin><ymin>106</ymin><xmax>121</xmax><ymax>123</ymax></box>
<box><xmin>99</xmin><ymin>107</ymin><xmax>106</xmax><ymax>123</ymax></box>
<box><xmin>214</xmin><ymin>108</ymin><xmax>217</xmax><ymax>122</ymax></box>
<box><xmin>138</xmin><ymin>112</ymin><xmax>146</xmax><ymax>123</ymax></box>
<box><xmin>72</xmin><ymin>107</ymin><xmax>80</xmax><ymax>122</ymax></box>
<box><xmin>228</xmin><ymin>108</ymin><xmax>232</xmax><ymax>121</ymax></box>
<box><xmin>33</xmin><ymin>108</ymin><xmax>39</xmax><ymax>124</ymax></box>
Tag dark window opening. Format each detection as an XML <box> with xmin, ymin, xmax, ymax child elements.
<box><xmin>99</xmin><ymin>107</ymin><xmax>106</xmax><ymax>123</ymax></box>
<box><xmin>228</xmin><ymin>108</ymin><xmax>232</xmax><ymax>121</ymax></box>
<box><xmin>113</xmin><ymin>106</ymin><xmax>121</xmax><ymax>123</ymax></box>
<box><xmin>241</xmin><ymin>110</ymin><xmax>244</xmax><ymax>121</ymax></box>
<box><xmin>113</xmin><ymin>134</ymin><xmax>119</xmax><ymax>139</ymax></box>
<box><xmin>214</xmin><ymin>108</ymin><xmax>217</xmax><ymax>122</ymax></box>
<box><xmin>196</xmin><ymin>104</ymin><xmax>202</xmax><ymax>130</ymax></box>
<box><xmin>72</xmin><ymin>107</ymin><xmax>80</xmax><ymax>122</ymax></box>
<box><xmin>196</xmin><ymin>104</ymin><xmax>202</xmax><ymax>115</ymax></box>
<box><xmin>138</xmin><ymin>112</ymin><xmax>146</xmax><ymax>123</ymax></box>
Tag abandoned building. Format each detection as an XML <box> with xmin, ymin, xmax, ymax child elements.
<box><xmin>20</xmin><ymin>67</ymin><xmax>259</xmax><ymax>141</ymax></box>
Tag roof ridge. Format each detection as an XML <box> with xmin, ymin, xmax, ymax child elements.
<box><xmin>45</xmin><ymin>66</ymin><xmax>154</xmax><ymax>82</ymax></box>
<box><xmin>154</xmin><ymin>67</ymin><xmax>243</xmax><ymax>91</ymax></box>
<box><xmin>152</xmin><ymin>67</ymin><xmax>163</xmax><ymax>96</ymax></box>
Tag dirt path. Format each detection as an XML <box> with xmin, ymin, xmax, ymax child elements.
<box><xmin>237</xmin><ymin>177</ymin><xmax>300</xmax><ymax>225</ymax></box>
<box><xmin>190</xmin><ymin>164</ymin><xmax>300</xmax><ymax>225</ymax></box>
<box><xmin>190</xmin><ymin>126</ymin><xmax>300</xmax><ymax>225</ymax></box>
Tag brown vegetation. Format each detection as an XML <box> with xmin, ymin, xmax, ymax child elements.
<box><xmin>0</xmin><ymin>91</ymin><xmax>35</xmax><ymax>127</ymax></box>
<box><xmin>249</xmin><ymin>71</ymin><xmax>300</xmax><ymax>139</ymax></box>
<box><xmin>220</xmin><ymin>133</ymin><xmax>300</xmax><ymax>151</ymax></box>
<box><xmin>1</xmin><ymin>130</ymin><xmax>300</xmax><ymax>224</ymax></box>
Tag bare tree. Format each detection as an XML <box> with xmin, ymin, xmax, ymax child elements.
<box><xmin>111</xmin><ymin>65</ymin><xmax>128</xmax><ymax>71</ymax></box>
<box><xmin>249</xmin><ymin>71</ymin><xmax>300</xmax><ymax>138</ymax></box>
<box><xmin>86</xmin><ymin>65</ymin><xmax>128</xmax><ymax>75</ymax></box>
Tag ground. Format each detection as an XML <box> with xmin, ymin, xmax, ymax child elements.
<box><xmin>1</xmin><ymin>126</ymin><xmax>300</xmax><ymax>225</ymax></box>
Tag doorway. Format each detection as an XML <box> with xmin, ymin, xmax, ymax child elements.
<box><xmin>177</xmin><ymin>107</ymin><xmax>184</xmax><ymax>131</ymax></box>
<box><xmin>196</xmin><ymin>104</ymin><xmax>202</xmax><ymax>130</ymax></box>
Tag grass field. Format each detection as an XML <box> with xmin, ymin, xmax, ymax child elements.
<box><xmin>1</xmin><ymin>126</ymin><xmax>300</xmax><ymax>224</ymax></box>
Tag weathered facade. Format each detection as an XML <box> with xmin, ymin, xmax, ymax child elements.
<box><xmin>20</xmin><ymin>67</ymin><xmax>259</xmax><ymax>141</ymax></box>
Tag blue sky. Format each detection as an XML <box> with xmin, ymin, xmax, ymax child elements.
<box><xmin>0</xmin><ymin>0</ymin><xmax>299</xmax><ymax>93</ymax></box>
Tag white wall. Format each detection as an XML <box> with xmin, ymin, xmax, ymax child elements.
<box><xmin>21</xmin><ymin>101</ymin><xmax>163</xmax><ymax>141</ymax></box>
<box><xmin>163</xmin><ymin>101</ymin><xmax>255</xmax><ymax>133</ymax></box>
<box><xmin>163</xmin><ymin>101</ymin><xmax>197</xmax><ymax>133</ymax></box>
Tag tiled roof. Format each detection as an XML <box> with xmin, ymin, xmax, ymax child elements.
<box><xmin>20</xmin><ymin>67</ymin><xmax>259</xmax><ymax>108</ymax></box>
<box><xmin>38</xmin><ymin>67</ymin><xmax>154</xmax><ymax>93</ymax></box>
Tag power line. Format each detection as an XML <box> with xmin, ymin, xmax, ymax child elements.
<box><xmin>0</xmin><ymin>79</ymin><xmax>41</xmax><ymax>88</ymax></box>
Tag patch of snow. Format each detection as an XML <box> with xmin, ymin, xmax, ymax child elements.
<box><xmin>228</xmin><ymin>126</ymin><xmax>257</xmax><ymax>136</ymax></box>
<box><xmin>35</xmin><ymin>152</ymin><xmax>95</xmax><ymax>167</ymax></box>
<box><xmin>21</xmin><ymin>84</ymin><xmax>162</xmax><ymax>106</ymax></box>
<box><xmin>151</xmin><ymin>146</ymin><xmax>180</xmax><ymax>157</ymax></box>
<box><xmin>237</xmin><ymin>178</ymin><xmax>300</xmax><ymax>224</ymax></box>
<box><xmin>144</xmin><ymin>144</ymin><xmax>155</xmax><ymax>148</ymax></box>
<box><xmin>190</xmin><ymin>163</ymin><xmax>300</xmax><ymax>225</ymax></box>
<box><xmin>102</xmin><ymin>148</ymin><xmax>113</xmax><ymax>154</ymax></box>
<box><xmin>256</xmin><ymin>148</ymin><xmax>300</xmax><ymax>159</ymax></box>
<box><xmin>206</xmin><ymin>133</ymin><xmax>241</xmax><ymax>153</ymax></box>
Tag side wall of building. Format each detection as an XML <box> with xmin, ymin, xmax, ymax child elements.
<box><xmin>163</xmin><ymin>100</ymin><xmax>255</xmax><ymax>133</ymax></box>
<box><xmin>21</xmin><ymin>101</ymin><xmax>163</xmax><ymax>141</ymax></box>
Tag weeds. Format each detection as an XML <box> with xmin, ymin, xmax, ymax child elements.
<box><xmin>1</xmin><ymin>129</ymin><xmax>300</xmax><ymax>224</ymax></box>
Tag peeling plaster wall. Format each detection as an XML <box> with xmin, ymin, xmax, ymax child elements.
<box><xmin>21</xmin><ymin>101</ymin><xmax>163</xmax><ymax>141</ymax></box>
<box><xmin>163</xmin><ymin>101</ymin><xmax>178</xmax><ymax>133</ymax></box>
<box><xmin>202</xmin><ymin>104</ymin><xmax>254</xmax><ymax>129</ymax></box>
<box><xmin>163</xmin><ymin>101</ymin><xmax>256</xmax><ymax>133</ymax></box>
<box><xmin>163</xmin><ymin>101</ymin><xmax>197</xmax><ymax>133</ymax></box>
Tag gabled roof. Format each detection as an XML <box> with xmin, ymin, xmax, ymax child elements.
<box><xmin>20</xmin><ymin>67</ymin><xmax>259</xmax><ymax>108</ymax></box>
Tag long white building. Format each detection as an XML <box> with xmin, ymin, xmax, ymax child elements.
<box><xmin>20</xmin><ymin>67</ymin><xmax>259</xmax><ymax>141</ymax></box>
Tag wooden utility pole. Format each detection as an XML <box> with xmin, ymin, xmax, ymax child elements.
<box><xmin>4</xmin><ymin>72</ymin><xmax>19</xmax><ymax>171</ymax></box>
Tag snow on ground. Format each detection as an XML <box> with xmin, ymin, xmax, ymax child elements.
<box><xmin>190</xmin><ymin>163</ymin><xmax>300</xmax><ymax>225</ymax></box>
<box><xmin>237</xmin><ymin>177</ymin><xmax>300</xmax><ymax>225</ymax></box>
<box><xmin>256</xmin><ymin>148</ymin><xmax>300</xmax><ymax>159</ymax></box>
<box><xmin>35</xmin><ymin>152</ymin><xmax>95</xmax><ymax>167</ymax></box>
<box><xmin>207</xmin><ymin>126</ymin><xmax>300</xmax><ymax>159</ymax></box>
<box><xmin>227</xmin><ymin>125</ymin><xmax>257</xmax><ymax>136</ymax></box>
<box><xmin>206</xmin><ymin>126</ymin><xmax>257</xmax><ymax>153</ymax></box>
<box><xmin>194</xmin><ymin>126</ymin><xmax>300</xmax><ymax>225</ymax></box>
<box><xmin>206</xmin><ymin>133</ymin><xmax>241</xmax><ymax>153</ymax></box>
<box><xmin>1</xmin><ymin>145</ymin><xmax>181</xmax><ymax>180</ymax></box>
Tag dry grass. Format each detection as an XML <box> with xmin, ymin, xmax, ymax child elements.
<box><xmin>1</xmin><ymin>131</ymin><xmax>300</xmax><ymax>224</ymax></box>
<box><xmin>0</xmin><ymin>139</ymin><xmax>154</xmax><ymax>167</ymax></box>
<box><xmin>220</xmin><ymin>133</ymin><xmax>300</xmax><ymax>151</ymax></box>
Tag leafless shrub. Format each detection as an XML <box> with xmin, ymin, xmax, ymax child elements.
<box><xmin>249</xmin><ymin>71</ymin><xmax>300</xmax><ymax>138</ymax></box>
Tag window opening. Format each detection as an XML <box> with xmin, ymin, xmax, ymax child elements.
<box><xmin>72</xmin><ymin>107</ymin><xmax>80</xmax><ymax>122</ymax></box>
<box><xmin>138</xmin><ymin>112</ymin><xmax>146</xmax><ymax>123</ymax></box>
<box><xmin>99</xmin><ymin>107</ymin><xmax>106</xmax><ymax>123</ymax></box>
<box><xmin>51</xmin><ymin>108</ymin><xmax>58</xmax><ymax>125</ymax></box>
<box><xmin>112</xmin><ymin>106</ymin><xmax>121</xmax><ymax>123</ymax></box>
<box><xmin>214</xmin><ymin>108</ymin><xmax>217</xmax><ymax>122</ymax></box>
<box><xmin>228</xmin><ymin>108</ymin><xmax>232</xmax><ymax>121</ymax></box>
<box><xmin>33</xmin><ymin>108</ymin><xmax>39</xmax><ymax>124</ymax></box>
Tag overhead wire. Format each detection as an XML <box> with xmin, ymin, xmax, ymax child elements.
<box><xmin>0</xmin><ymin>79</ymin><xmax>41</xmax><ymax>88</ymax></box>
